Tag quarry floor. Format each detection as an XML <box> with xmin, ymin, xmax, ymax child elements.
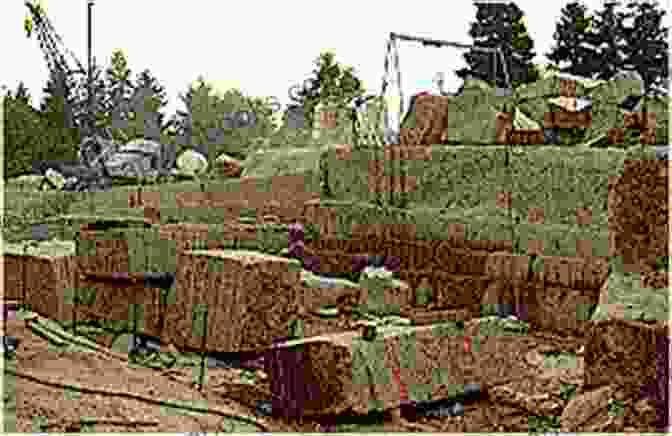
<box><xmin>2</xmin><ymin>307</ymin><xmax>597</xmax><ymax>433</ymax></box>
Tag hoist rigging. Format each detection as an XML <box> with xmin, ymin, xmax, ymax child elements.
<box><xmin>347</xmin><ymin>32</ymin><xmax>513</xmax><ymax>208</ymax></box>
<box><xmin>378</xmin><ymin>32</ymin><xmax>512</xmax><ymax>140</ymax></box>
<box><xmin>24</xmin><ymin>1</ymin><xmax>104</xmax><ymax>142</ymax></box>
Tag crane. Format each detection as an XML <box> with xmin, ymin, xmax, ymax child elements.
<box><xmin>24</xmin><ymin>0</ymin><xmax>121</xmax><ymax>190</ymax></box>
<box><xmin>380</xmin><ymin>32</ymin><xmax>512</xmax><ymax>139</ymax></box>
<box><xmin>351</xmin><ymin>32</ymin><xmax>513</xmax><ymax>208</ymax></box>
<box><xmin>24</xmin><ymin>1</ymin><xmax>107</xmax><ymax>154</ymax></box>
<box><xmin>24</xmin><ymin>1</ymin><xmax>88</xmax><ymax>85</ymax></box>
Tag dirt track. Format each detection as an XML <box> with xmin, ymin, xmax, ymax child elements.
<box><xmin>3</xmin><ymin>308</ymin><xmax>596</xmax><ymax>433</ymax></box>
<box><xmin>4</xmin><ymin>312</ymin><xmax>305</xmax><ymax>433</ymax></box>
<box><xmin>4</xmin><ymin>314</ymin><xmax>667</xmax><ymax>433</ymax></box>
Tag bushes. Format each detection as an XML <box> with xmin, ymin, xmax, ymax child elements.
<box><xmin>2</xmin><ymin>189</ymin><xmax>80</xmax><ymax>242</ymax></box>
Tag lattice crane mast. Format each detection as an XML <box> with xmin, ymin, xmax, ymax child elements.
<box><xmin>25</xmin><ymin>1</ymin><xmax>87</xmax><ymax>82</ymax></box>
<box><xmin>380</xmin><ymin>32</ymin><xmax>512</xmax><ymax>138</ymax></box>
<box><xmin>25</xmin><ymin>1</ymin><xmax>114</xmax><ymax>169</ymax></box>
<box><xmin>24</xmin><ymin>1</ymin><xmax>96</xmax><ymax>135</ymax></box>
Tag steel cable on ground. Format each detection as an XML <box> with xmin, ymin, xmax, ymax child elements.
<box><xmin>4</xmin><ymin>366</ymin><xmax>270</xmax><ymax>432</ymax></box>
<box><xmin>12</xmin><ymin>314</ymin><xmax>271</xmax><ymax>431</ymax></box>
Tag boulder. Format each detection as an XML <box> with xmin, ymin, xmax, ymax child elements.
<box><xmin>584</xmin><ymin>319</ymin><xmax>668</xmax><ymax>390</ymax></box>
<box><xmin>104</xmin><ymin>138</ymin><xmax>167</xmax><ymax>178</ymax></box>
<box><xmin>123</xmin><ymin>138</ymin><xmax>162</xmax><ymax>155</ymax></box>
<box><xmin>214</xmin><ymin>153</ymin><xmax>243</xmax><ymax>177</ymax></box>
<box><xmin>44</xmin><ymin>168</ymin><xmax>66</xmax><ymax>190</ymax></box>
<box><xmin>176</xmin><ymin>149</ymin><xmax>208</xmax><ymax>176</ymax></box>
<box><xmin>560</xmin><ymin>384</ymin><xmax>661</xmax><ymax>432</ymax></box>
<box><xmin>264</xmin><ymin>318</ymin><xmax>551</xmax><ymax>417</ymax></box>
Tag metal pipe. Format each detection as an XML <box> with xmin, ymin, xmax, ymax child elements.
<box><xmin>87</xmin><ymin>0</ymin><xmax>94</xmax><ymax>134</ymax></box>
<box><xmin>390</xmin><ymin>32</ymin><xmax>499</xmax><ymax>53</ymax></box>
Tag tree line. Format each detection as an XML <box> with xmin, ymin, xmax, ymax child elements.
<box><xmin>4</xmin><ymin>47</ymin><xmax>281</xmax><ymax>179</ymax></box>
<box><xmin>4</xmin><ymin>0</ymin><xmax>668</xmax><ymax>179</ymax></box>
<box><xmin>457</xmin><ymin>0</ymin><xmax>668</xmax><ymax>93</ymax></box>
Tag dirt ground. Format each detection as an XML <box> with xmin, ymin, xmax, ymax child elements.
<box><xmin>2</xmin><ymin>307</ymin><xmax>654</xmax><ymax>433</ymax></box>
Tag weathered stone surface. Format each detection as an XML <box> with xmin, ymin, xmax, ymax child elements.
<box><xmin>560</xmin><ymin>384</ymin><xmax>661</xmax><ymax>432</ymax></box>
<box><xmin>560</xmin><ymin>384</ymin><xmax>619</xmax><ymax>432</ymax></box>
<box><xmin>584</xmin><ymin>319</ymin><xmax>667</xmax><ymax>391</ymax></box>
<box><xmin>264</xmin><ymin>318</ymin><xmax>552</xmax><ymax>417</ymax></box>
<box><xmin>164</xmin><ymin>250</ymin><xmax>305</xmax><ymax>353</ymax></box>
<box><xmin>608</xmin><ymin>159</ymin><xmax>668</xmax><ymax>271</ymax></box>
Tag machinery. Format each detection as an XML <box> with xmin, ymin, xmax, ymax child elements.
<box><xmin>25</xmin><ymin>1</ymin><xmax>176</xmax><ymax>189</ymax></box>
<box><xmin>24</xmin><ymin>0</ymin><xmax>114</xmax><ymax>190</ymax></box>
<box><xmin>377</xmin><ymin>32</ymin><xmax>512</xmax><ymax>143</ymax></box>
<box><xmin>24</xmin><ymin>1</ymin><xmax>98</xmax><ymax>141</ymax></box>
<box><xmin>345</xmin><ymin>32</ymin><xmax>513</xmax><ymax>152</ymax></box>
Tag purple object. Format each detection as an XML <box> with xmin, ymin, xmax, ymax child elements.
<box><xmin>352</xmin><ymin>255</ymin><xmax>369</xmax><ymax>273</ymax></box>
<box><xmin>384</xmin><ymin>255</ymin><xmax>401</xmax><ymax>273</ymax></box>
<box><xmin>287</xmin><ymin>241</ymin><xmax>306</xmax><ymax>259</ymax></box>
<box><xmin>302</xmin><ymin>255</ymin><xmax>321</xmax><ymax>274</ymax></box>
<box><xmin>640</xmin><ymin>333</ymin><xmax>670</xmax><ymax>431</ymax></box>
<box><xmin>288</xmin><ymin>223</ymin><xmax>305</xmax><ymax>244</ymax></box>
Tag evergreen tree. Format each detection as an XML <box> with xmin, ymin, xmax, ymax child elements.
<box><xmin>546</xmin><ymin>1</ymin><xmax>600</xmax><ymax>77</ymax></box>
<box><xmin>455</xmin><ymin>1</ymin><xmax>539</xmax><ymax>88</ymax></box>
<box><xmin>14</xmin><ymin>81</ymin><xmax>31</xmax><ymax>106</ymax></box>
<box><xmin>587</xmin><ymin>1</ymin><xmax>630</xmax><ymax>81</ymax></box>
<box><xmin>69</xmin><ymin>60</ymin><xmax>111</xmax><ymax>138</ymax></box>
<box><xmin>172</xmin><ymin>77</ymin><xmax>214</xmax><ymax>158</ymax></box>
<box><xmin>103</xmin><ymin>49</ymin><xmax>135</xmax><ymax>142</ymax></box>
<box><xmin>620</xmin><ymin>0</ymin><xmax>668</xmax><ymax>94</ymax></box>
<box><xmin>297</xmin><ymin>51</ymin><xmax>365</xmax><ymax>127</ymax></box>
<box><xmin>38</xmin><ymin>70</ymin><xmax>80</xmax><ymax>159</ymax></box>
<box><xmin>125</xmin><ymin>68</ymin><xmax>169</xmax><ymax>142</ymax></box>
<box><xmin>168</xmin><ymin>75</ymin><xmax>284</xmax><ymax>163</ymax></box>
<box><xmin>4</xmin><ymin>84</ymin><xmax>54</xmax><ymax>178</ymax></box>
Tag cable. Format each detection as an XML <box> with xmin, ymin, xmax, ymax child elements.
<box><xmin>5</xmin><ymin>367</ymin><xmax>270</xmax><ymax>432</ymax></box>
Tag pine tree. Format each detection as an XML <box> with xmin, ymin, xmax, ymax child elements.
<box><xmin>125</xmin><ymin>68</ymin><xmax>169</xmax><ymax>142</ymax></box>
<box><xmin>4</xmin><ymin>84</ymin><xmax>54</xmax><ymax>177</ymax></box>
<box><xmin>103</xmin><ymin>49</ymin><xmax>135</xmax><ymax>142</ymax></box>
<box><xmin>455</xmin><ymin>1</ymin><xmax>539</xmax><ymax>88</ymax></box>
<box><xmin>69</xmin><ymin>60</ymin><xmax>111</xmax><ymax>138</ymax></box>
<box><xmin>297</xmin><ymin>51</ymin><xmax>364</xmax><ymax>127</ymax></box>
<box><xmin>172</xmin><ymin>77</ymin><xmax>215</xmax><ymax>158</ymax></box>
<box><xmin>39</xmin><ymin>70</ymin><xmax>80</xmax><ymax>159</ymax></box>
<box><xmin>14</xmin><ymin>82</ymin><xmax>32</xmax><ymax>106</ymax></box>
<box><xmin>620</xmin><ymin>0</ymin><xmax>669</xmax><ymax>94</ymax></box>
<box><xmin>546</xmin><ymin>1</ymin><xmax>600</xmax><ymax>77</ymax></box>
<box><xmin>588</xmin><ymin>1</ymin><xmax>630</xmax><ymax>81</ymax></box>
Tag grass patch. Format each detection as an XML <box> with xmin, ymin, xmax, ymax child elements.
<box><xmin>528</xmin><ymin>415</ymin><xmax>561</xmax><ymax>433</ymax></box>
<box><xmin>559</xmin><ymin>383</ymin><xmax>578</xmax><ymax>402</ymax></box>
<box><xmin>591</xmin><ymin>266</ymin><xmax>669</xmax><ymax>322</ymax></box>
<box><xmin>542</xmin><ymin>351</ymin><xmax>578</xmax><ymax>369</ymax></box>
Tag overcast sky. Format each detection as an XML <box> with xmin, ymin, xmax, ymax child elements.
<box><xmin>2</xmin><ymin>0</ymin><xmax>670</xmax><ymax>118</ymax></box>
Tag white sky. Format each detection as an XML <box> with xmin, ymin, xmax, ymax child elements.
<box><xmin>2</xmin><ymin>0</ymin><xmax>670</xmax><ymax>119</ymax></box>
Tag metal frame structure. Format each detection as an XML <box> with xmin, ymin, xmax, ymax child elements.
<box><xmin>24</xmin><ymin>1</ymin><xmax>98</xmax><ymax>146</ymax></box>
<box><xmin>359</xmin><ymin>32</ymin><xmax>514</xmax><ymax>208</ymax></box>
<box><xmin>24</xmin><ymin>1</ymin><xmax>88</xmax><ymax>81</ymax></box>
<box><xmin>380</xmin><ymin>32</ymin><xmax>512</xmax><ymax>136</ymax></box>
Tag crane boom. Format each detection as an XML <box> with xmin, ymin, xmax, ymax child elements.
<box><xmin>380</xmin><ymin>31</ymin><xmax>512</xmax><ymax>140</ymax></box>
<box><xmin>24</xmin><ymin>0</ymin><xmax>107</xmax><ymax>162</ymax></box>
<box><xmin>25</xmin><ymin>1</ymin><xmax>87</xmax><ymax>79</ymax></box>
